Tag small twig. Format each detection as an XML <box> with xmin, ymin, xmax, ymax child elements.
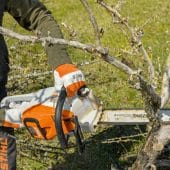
<box><xmin>161</xmin><ymin>53</ymin><xmax>170</xmax><ymax>108</ymax></box>
<box><xmin>87</xmin><ymin>133</ymin><xmax>147</xmax><ymax>144</ymax></box>
<box><xmin>8</xmin><ymin>71</ymin><xmax>52</xmax><ymax>81</ymax></box>
<box><xmin>61</xmin><ymin>22</ymin><xmax>77</xmax><ymax>38</ymax></box>
<box><xmin>80</xmin><ymin>0</ymin><xmax>101</xmax><ymax>46</ymax></box>
<box><xmin>115</xmin><ymin>0</ymin><xmax>126</xmax><ymax>11</ymax></box>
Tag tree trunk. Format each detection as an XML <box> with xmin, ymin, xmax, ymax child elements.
<box><xmin>132</xmin><ymin>125</ymin><xmax>170</xmax><ymax>169</ymax></box>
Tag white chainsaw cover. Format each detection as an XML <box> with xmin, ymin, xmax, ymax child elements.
<box><xmin>0</xmin><ymin>87</ymin><xmax>101</xmax><ymax>131</ymax></box>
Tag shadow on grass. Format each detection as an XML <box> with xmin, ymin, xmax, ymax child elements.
<box><xmin>50</xmin><ymin>125</ymin><xmax>146</xmax><ymax>170</ymax></box>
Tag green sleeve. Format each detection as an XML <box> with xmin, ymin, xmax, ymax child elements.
<box><xmin>5</xmin><ymin>0</ymin><xmax>72</xmax><ymax>69</ymax></box>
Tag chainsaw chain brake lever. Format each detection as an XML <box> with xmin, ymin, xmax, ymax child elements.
<box><xmin>55</xmin><ymin>86</ymin><xmax>87</xmax><ymax>153</ymax></box>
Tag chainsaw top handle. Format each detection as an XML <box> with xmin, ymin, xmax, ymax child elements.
<box><xmin>55</xmin><ymin>86</ymin><xmax>67</xmax><ymax>149</ymax></box>
<box><xmin>55</xmin><ymin>86</ymin><xmax>89</xmax><ymax>152</ymax></box>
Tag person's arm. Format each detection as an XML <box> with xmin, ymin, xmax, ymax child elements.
<box><xmin>5</xmin><ymin>0</ymin><xmax>72</xmax><ymax>69</ymax></box>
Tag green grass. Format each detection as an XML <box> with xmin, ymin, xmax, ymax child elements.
<box><xmin>3</xmin><ymin>0</ymin><xmax>170</xmax><ymax>169</ymax></box>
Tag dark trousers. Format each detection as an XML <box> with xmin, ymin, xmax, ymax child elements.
<box><xmin>0</xmin><ymin>36</ymin><xmax>16</xmax><ymax>170</ymax></box>
<box><xmin>0</xmin><ymin>35</ymin><xmax>9</xmax><ymax>101</ymax></box>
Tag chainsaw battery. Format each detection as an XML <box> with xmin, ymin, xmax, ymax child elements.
<box><xmin>22</xmin><ymin>104</ymin><xmax>75</xmax><ymax>140</ymax></box>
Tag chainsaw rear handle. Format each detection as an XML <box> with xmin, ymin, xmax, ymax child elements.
<box><xmin>55</xmin><ymin>86</ymin><xmax>89</xmax><ymax>150</ymax></box>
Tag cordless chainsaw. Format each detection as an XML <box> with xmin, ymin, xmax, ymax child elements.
<box><xmin>1</xmin><ymin>87</ymin><xmax>170</xmax><ymax>153</ymax></box>
<box><xmin>0</xmin><ymin>86</ymin><xmax>101</xmax><ymax>153</ymax></box>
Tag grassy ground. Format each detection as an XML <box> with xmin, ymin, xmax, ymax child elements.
<box><xmin>3</xmin><ymin>0</ymin><xmax>170</xmax><ymax>169</ymax></box>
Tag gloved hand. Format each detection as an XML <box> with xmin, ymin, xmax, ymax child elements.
<box><xmin>54</xmin><ymin>64</ymin><xmax>86</xmax><ymax>97</ymax></box>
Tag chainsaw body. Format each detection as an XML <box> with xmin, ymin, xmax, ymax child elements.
<box><xmin>0</xmin><ymin>87</ymin><xmax>101</xmax><ymax>142</ymax></box>
<box><xmin>22</xmin><ymin>104</ymin><xmax>75</xmax><ymax>140</ymax></box>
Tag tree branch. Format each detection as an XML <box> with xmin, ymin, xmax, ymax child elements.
<box><xmin>0</xmin><ymin>26</ymin><xmax>135</xmax><ymax>75</ymax></box>
<box><xmin>132</xmin><ymin>125</ymin><xmax>170</xmax><ymax>169</ymax></box>
<box><xmin>161</xmin><ymin>53</ymin><xmax>170</xmax><ymax>108</ymax></box>
<box><xmin>0</xmin><ymin>26</ymin><xmax>160</xmax><ymax>122</ymax></box>
<box><xmin>80</xmin><ymin>0</ymin><xmax>101</xmax><ymax>46</ymax></box>
<box><xmin>97</xmin><ymin>0</ymin><xmax>155</xmax><ymax>84</ymax></box>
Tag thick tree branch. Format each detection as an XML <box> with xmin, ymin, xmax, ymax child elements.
<box><xmin>0</xmin><ymin>26</ymin><xmax>106</xmax><ymax>54</ymax></box>
<box><xmin>132</xmin><ymin>125</ymin><xmax>170</xmax><ymax>170</ymax></box>
<box><xmin>137</xmin><ymin>76</ymin><xmax>161</xmax><ymax>124</ymax></box>
<box><xmin>0</xmin><ymin>26</ymin><xmax>135</xmax><ymax>75</ymax></box>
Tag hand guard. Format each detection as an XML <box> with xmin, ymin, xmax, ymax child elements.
<box><xmin>54</xmin><ymin>64</ymin><xmax>86</xmax><ymax>97</ymax></box>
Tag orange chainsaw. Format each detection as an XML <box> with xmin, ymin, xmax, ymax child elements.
<box><xmin>2</xmin><ymin>86</ymin><xmax>170</xmax><ymax>153</ymax></box>
<box><xmin>22</xmin><ymin>86</ymin><xmax>89</xmax><ymax>153</ymax></box>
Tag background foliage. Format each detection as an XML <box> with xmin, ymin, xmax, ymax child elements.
<box><xmin>3</xmin><ymin>0</ymin><xmax>170</xmax><ymax>169</ymax></box>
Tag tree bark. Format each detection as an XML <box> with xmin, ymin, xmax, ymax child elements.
<box><xmin>132</xmin><ymin>125</ymin><xmax>170</xmax><ymax>170</ymax></box>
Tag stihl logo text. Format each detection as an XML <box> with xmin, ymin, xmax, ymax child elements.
<box><xmin>0</xmin><ymin>138</ymin><xmax>8</xmax><ymax>170</ymax></box>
